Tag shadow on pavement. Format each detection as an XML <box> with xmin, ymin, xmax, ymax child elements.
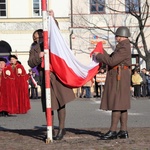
<box><xmin>0</xmin><ymin>126</ymin><xmax>103</xmax><ymax>142</ymax></box>
<box><xmin>65</xmin><ymin>128</ymin><xmax>103</xmax><ymax>138</ymax></box>
<box><xmin>0</xmin><ymin>126</ymin><xmax>47</xmax><ymax>142</ymax></box>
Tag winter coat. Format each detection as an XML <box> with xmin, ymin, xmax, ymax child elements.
<box><xmin>96</xmin><ymin>39</ymin><xmax>131</xmax><ymax>110</ymax></box>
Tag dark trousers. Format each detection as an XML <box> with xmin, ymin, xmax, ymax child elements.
<box><xmin>31</xmin><ymin>87</ymin><xmax>38</xmax><ymax>99</ymax></box>
<box><xmin>85</xmin><ymin>86</ymin><xmax>91</xmax><ymax>98</ymax></box>
<box><xmin>147</xmin><ymin>84</ymin><xmax>150</xmax><ymax>96</ymax></box>
<box><xmin>95</xmin><ymin>82</ymin><xmax>101</xmax><ymax>97</ymax></box>
<box><xmin>133</xmin><ymin>85</ymin><xmax>141</xmax><ymax>97</ymax></box>
<box><xmin>28</xmin><ymin>88</ymin><xmax>30</xmax><ymax>97</ymax></box>
<box><xmin>141</xmin><ymin>83</ymin><xmax>147</xmax><ymax>97</ymax></box>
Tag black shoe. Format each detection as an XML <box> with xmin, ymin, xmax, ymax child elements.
<box><xmin>2</xmin><ymin>111</ymin><xmax>9</xmax><ymax>117</ymax></box>
<box><xmin>53</xmin><ymin>129</ymin><xmax>66</xmax><ymax>140</ymax></box>
<box><xmin>117</xmin><ymin>130</ymin><xmax>129</xmax><ymax>139</ymax></box>
<box><xmin>100</xmin><ymin>131</ymin><xmax>117</xmax><ymax>140</ymax></box>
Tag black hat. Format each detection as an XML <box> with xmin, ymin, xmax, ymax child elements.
<box><xmin>0</xmin><ymin>57</ymin><xmax>7</xmax><ymax>63</ymax></box>
<box><xmin>8</xmin><ymin>55</ymin><xmax>18</xmax><ymax>60</ymax></box>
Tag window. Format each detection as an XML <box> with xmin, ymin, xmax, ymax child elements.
<box><xmin>90</xmin><ymin>0</ymin><xmax>105</xmax><ymax>14</ymax></box>
<box><xmin>125</xmin><ymin>0</ymin><xmax>140</xmax><ymax>13</ymax></box>
<box><xmin>0</xmin><ymin>0</ymin><xmax>6</xmax><ymax>17</ymax></box>
<box><xmin>33</xmin><ymin>0</ymin><xmax>42</xmax><ymax>16</ymax></box>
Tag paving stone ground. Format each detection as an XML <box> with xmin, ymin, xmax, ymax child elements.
<box><xmin>0</xmin><ymin>127</ymin><xmax>150</xmax><ymax>150</ymax></box>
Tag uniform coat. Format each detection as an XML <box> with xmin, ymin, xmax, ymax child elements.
<box><xmin>96</xmin><ymin>39</ymin><xmax>131</xmax><ymax>110</ymax></box>
<box><xmin>28</xmin><ymin>42</ymin><xmax>75</xmax><ymax>111</ymax></box>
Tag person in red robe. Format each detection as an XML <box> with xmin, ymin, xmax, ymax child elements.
<box><xmin>8</xmin><ymin>55</ymin><xmax>30</xmax><ymax>114</ymax></box>
<box><xmin>0</xmin><ymin>57</ymin><xmax>18</xmax><ymax>116</ymax></box>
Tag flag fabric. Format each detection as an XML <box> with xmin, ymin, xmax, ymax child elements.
<box><xmin>49</xmin><ymin>16</ymin><xmax>103</xmax><ymax>88</ymax></box>
<box><xmin>90</xmin><ymin>41</ymin><xmax>103</xmax><ymax>57</ymax></box>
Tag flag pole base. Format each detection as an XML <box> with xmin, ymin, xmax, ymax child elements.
<box><xmin>45</xmin><ymin>138</ymin><xmax>52</xmax><ymax>144</ymax></box>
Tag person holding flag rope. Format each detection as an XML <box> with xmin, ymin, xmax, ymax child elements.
<box><xmin>28</xmin><ymin>10</ymin><xmax>75</xmax><ymax>141</ymax></box>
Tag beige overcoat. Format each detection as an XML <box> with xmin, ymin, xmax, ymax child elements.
<box><xmin>96</xmin><ymin>39</ymin><xmax>131</xmax><ymax>110</ymax></box>
<box><xmin>28</xmin><ymin>43</ymin><xmax>75</xmax><ymax>111</ymax></box>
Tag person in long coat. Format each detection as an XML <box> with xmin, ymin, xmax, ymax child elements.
<box><xmin>28</xmin><ymin>10</ymin><xmax>75</xmax><ymax>140</ymax></box>
<box><xmin>93</xmin><ymin>26</ymin><xmax>131</xmax><ymax>140</ymax></box>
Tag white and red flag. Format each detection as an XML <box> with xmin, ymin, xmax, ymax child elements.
<box><xmin>48</xmin><ymin>16</ymin><xmax>103</xmax><ymax>88</ymax></box>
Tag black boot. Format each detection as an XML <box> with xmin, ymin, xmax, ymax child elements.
<box><xmin>53</xmin><ymin>129</ymin><xmax>66</xmax><ymax>140</ymax></box>
<box><xmin>117</xmin><ymin>130</ymin><xmax>129</xmax><ymax>139</ymax></box>
<box><xmin>100</xmin><ymin>131</ymin><xmax>117</xmax><ymax>140</ymax></box>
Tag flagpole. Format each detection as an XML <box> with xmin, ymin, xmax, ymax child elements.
<box><xmin>41</xmin><ymin>0</ymin><xmax>53</xmax><ymax>143</ymax></box>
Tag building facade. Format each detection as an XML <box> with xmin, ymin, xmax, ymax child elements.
<box><xmin>0</xmin><ymin>0</ymin><xmax>150</xmax><ymax>71</ymax></box>
<box><xmin>70</xmin><ymin>0</ymin><xmax>150</xmax><ymax>69</ymax></box>
<box><xmin>0</xmin><ymin>0</ymin><xmax>70</xmax><ymax>71</ymax></box>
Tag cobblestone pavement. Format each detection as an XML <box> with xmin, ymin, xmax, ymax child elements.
<box><xmin>0</xmin><ymin>127</ymin><xmax>150</xmax><ymax>150</ymax></box>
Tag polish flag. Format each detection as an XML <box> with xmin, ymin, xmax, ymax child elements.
<box><xmin>49</xmin><ymin>16</ymin><xmax>103</xmax><ymax>88</ymax></box>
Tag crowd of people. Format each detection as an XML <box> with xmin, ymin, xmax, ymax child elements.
<box><xmin>131</xmin><ymin>67</ymin><xmax>150</xmax><ymax>98</ymax></box>
<box><xmin>77</xmin><ymin>67</ymin><xmax>150</xmax><ymax>100</ymax></box>
<box><xmin>78</xmin><ymin>68</ymin><xmax>107</xmax><ymax>98</ymax></box>
<box><xmin>0</xmin><ymin>55</ymin><xmax>30</xmax><ymax>117</ymax></box>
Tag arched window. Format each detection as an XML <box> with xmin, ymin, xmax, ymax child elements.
<box><xmin>0</xmin><ymin>40</ymin><xmax>12</xmax><ymax>56</ymax></box>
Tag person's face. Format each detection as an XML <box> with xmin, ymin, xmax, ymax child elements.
<box><xmin>115</xmin><ymin>36</ymin><xmax>120</xmax><ymax>42</ymax></box>
<box><xmin>33</xmin><ymin>32</ymin><xmax>39</xmax><ymax>43</ymax></box>
<box><xmin>100</xmin><ymin>69</ymin><xmax>104</xmax><ymax>73</ymax></box>
<box><xmin>134</xmin><ymin>71</ymin><xmax>138</xmax><ymax>74</ymax></box>
<box><xmin>0</xmin><ymin>61</ymin><xmax>6</xmax><ymax>69</ymax></box>
<box><xmin>115</xmin><ymin>36</ymin><xmax>127</xmax><ymax>43</ymax></box>
<box><xmin>29</xmin><ymin>71</ymin><xmax>32</xmax><ymax>75</ymax></box>
<box><xmin>33</xmin><ymin>32</ymin><xmax>43</xmax><ymax>43</ymax></box>
<box><xmin>142</xmin><ymin>69</ymin><xmax>146</xmax><ymax>73</ymax></box>
<box><xmin>10</xmin><ymin>57</ymin><xmax>17</xmax><ymax>65</ymax></box>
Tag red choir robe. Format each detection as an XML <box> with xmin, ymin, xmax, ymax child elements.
<box><xmin>9</xmin><ymin>63</ymin><xmax>31</xmax><ymax>114</ymax></box>
<box><xmin>0</xmin><ymin>65</ymin><xmax>18</xmax><ymax>114</ymax></box>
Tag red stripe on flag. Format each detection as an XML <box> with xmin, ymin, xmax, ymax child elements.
<box><xmin>50</xmin><ymin>53</ymin><xmax>100</xmax><ymax>88</ymax></box>
<box><xmin>90</xmin><ymin>42</ymin><xmax>103</xmax><ymax>57</ymax></box>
